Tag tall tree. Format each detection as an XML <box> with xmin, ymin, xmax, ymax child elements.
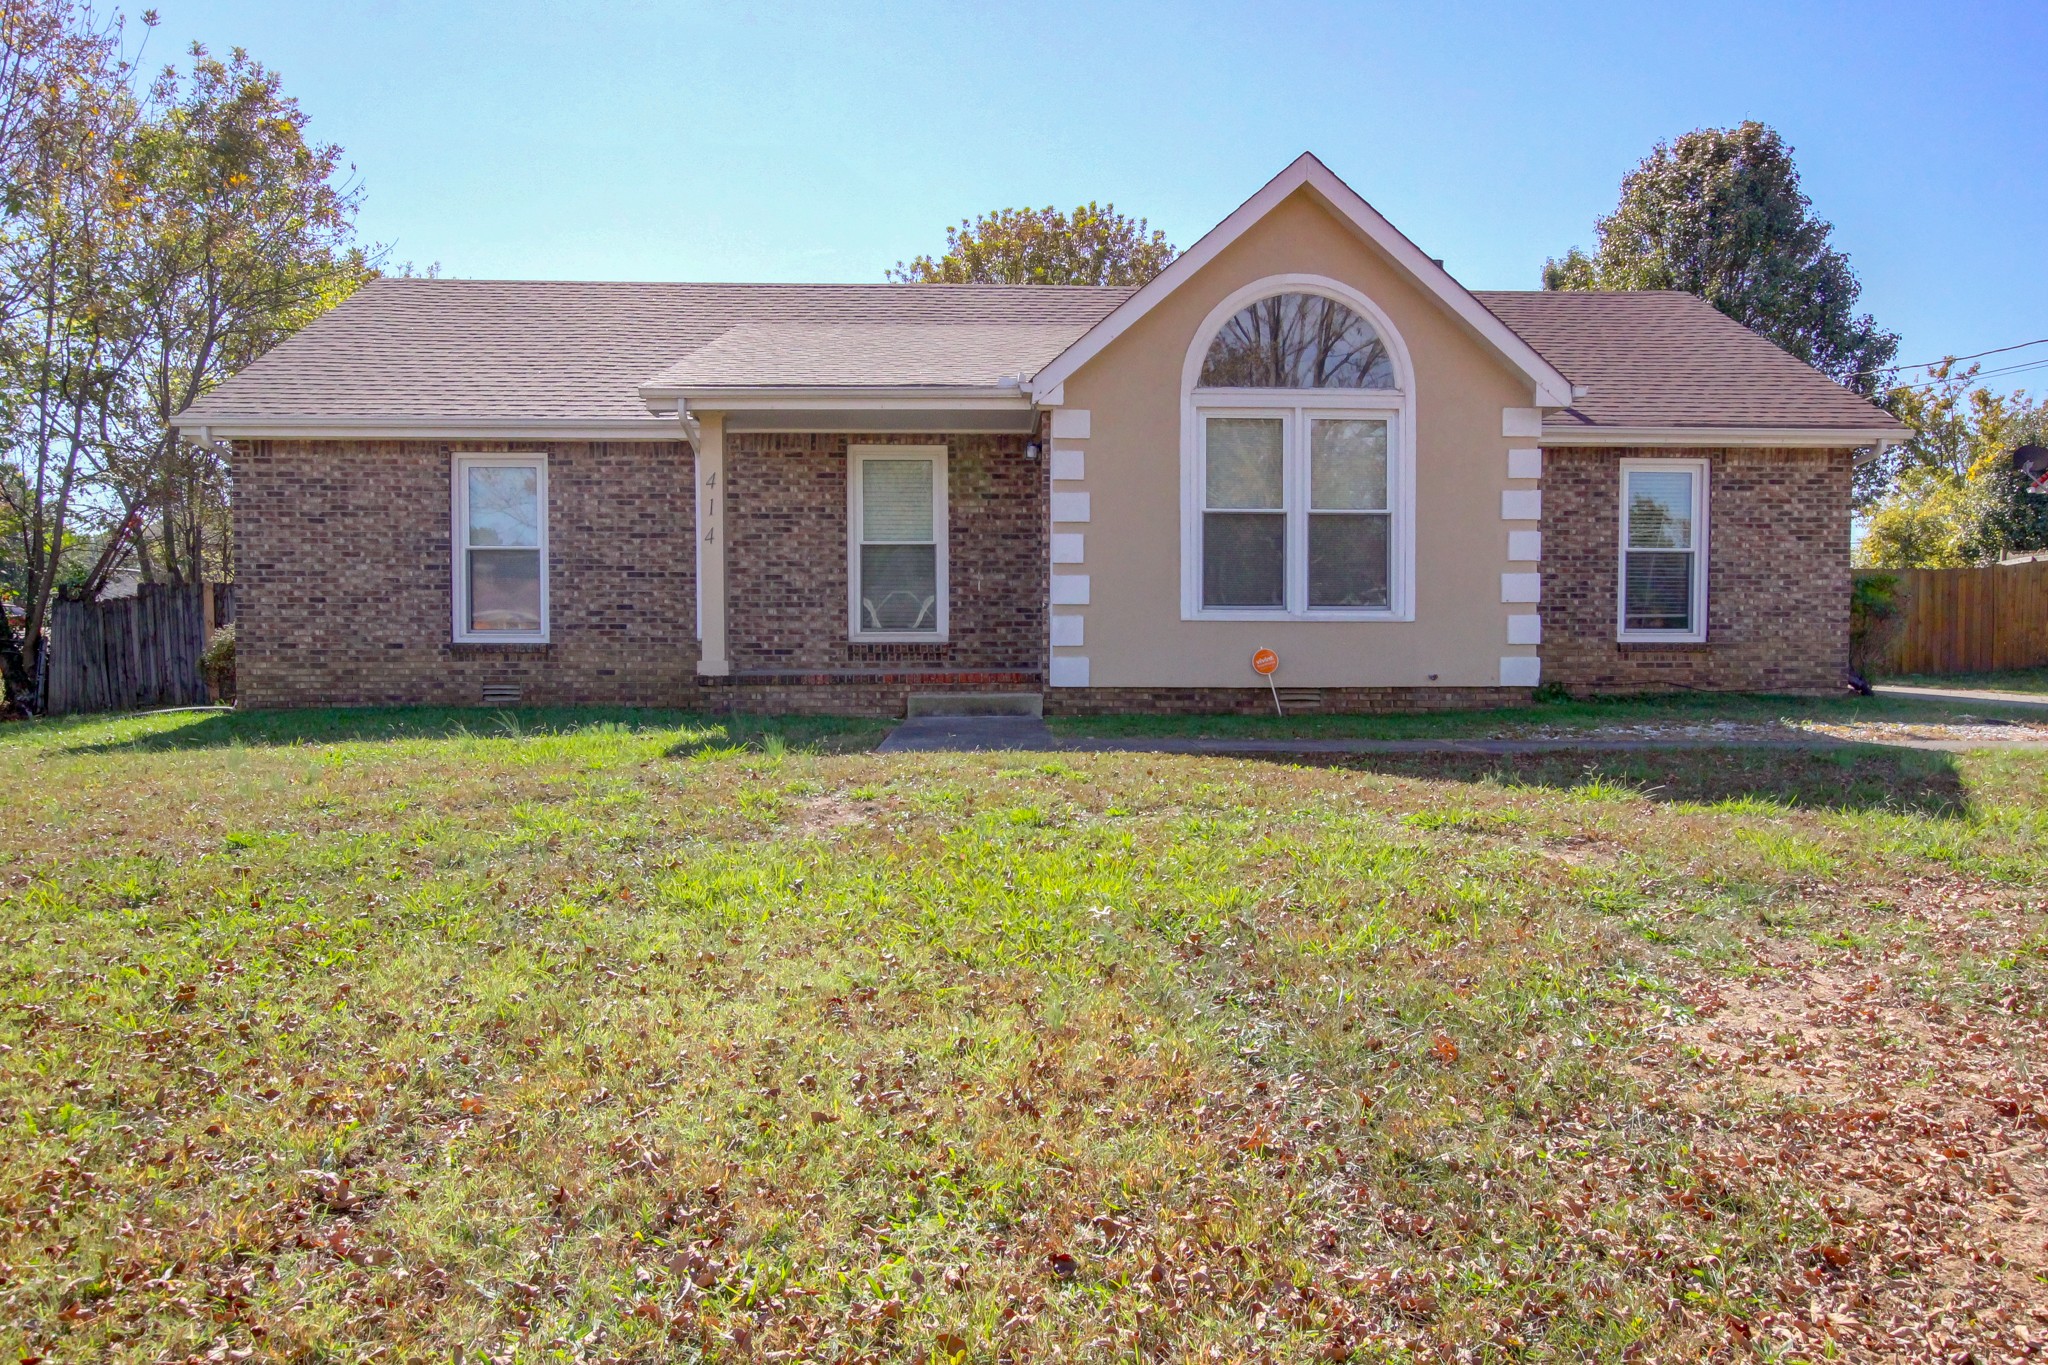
<box><xmin>0</xmin><ymin>8</ymin><xmax>372</xmax><ymax>710</ymax></box>
<box><xmin>1544</xmin><ymin>121</ymin><xmax>1898</xmax><ymax>397</ymax></box>
<box><xmin>0</xmin><ymin>0</ymin><xmax>139</xmax><ymax>706</ymax></box>
<box><xmin>889</xmin><ymin>203</ymin><xmax>1175</xmax><ymax>286</ymax></box>
<box><xmin>110</xmin><ymin>42</ymin><xmax>373</xmax><ymax>587</ymax></box>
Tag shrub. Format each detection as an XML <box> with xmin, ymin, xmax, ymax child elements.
<box><xmin>1848</xmin><ymin>572</ymin><xmax>1902</xmax><ymax>679</ymax></box>
<box><xmin>200</xmin><ymin>624</ymin><xmax>236</xmax><ymax>702</ymax></box>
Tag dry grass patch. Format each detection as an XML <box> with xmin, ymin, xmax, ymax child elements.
<box><xmin>0</xmin><ymin>711</ymin><xmax>2043</xmax><ymax>1362</ymax></box>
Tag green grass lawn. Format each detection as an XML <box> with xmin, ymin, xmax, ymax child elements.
<box><xmin>3</xmin><ymin>707</ymin><xmax>2045</xmax><ymax>1361</ymax></box>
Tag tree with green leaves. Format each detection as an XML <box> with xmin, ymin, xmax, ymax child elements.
<box><xmin>889</xmin><ymin>203</ymin><xmax>1175</xmax><ymax>286</ymax></box>
<box><xmin>0</xmin><ymin>0</ymin><xmax>141</xmax><ymax>706</ymax></box>
<box><xmin>111</xmin><ymin>41</ymin><xmax>374</xmax><ymax>587</ymax></box>
<box><xmin>1856</xmin><ymin>364</ymin><xmax>2048</xmax><ymax>568</ymax></box>
<box><xmin>1544</xmin><ymin>121</ymin><xmax>1898</xmax><ymax>398</ymax></box>
<box><xmin>0</xmin><ymin>4</ymin><xmax>373</xmax><ymax>710</ymax></box>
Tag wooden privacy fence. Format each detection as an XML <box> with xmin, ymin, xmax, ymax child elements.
<box><xmin>43</xmin><ymin>582</ymin><xmax>234</xmax><ymax>715</ymax></box>
<box><xmin>1877</xmin><ymin>560</ymin><xmax>2048</xmax><ymax>676</ymax></box>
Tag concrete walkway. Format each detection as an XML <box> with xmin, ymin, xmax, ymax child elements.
<box><xmin>1057</xmin><ymin>734</ymin><xmax>2048</xmax><ymax>756</ymax></box>
<box><xmin>1872</xmin><ymin>683</ymin><xmax>2048</xmax><ymax>710</ymax></box>
<box><xmin>875</xmin><ymin>723</ymin><xmax>2048</xmax><ymax>757</ymax></box>
<box><xmin>872</xmin><ymin>683</ymin><xmax>2048</xmax><ymax>756</ymax></box>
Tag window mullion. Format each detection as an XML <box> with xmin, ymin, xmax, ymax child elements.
<box><xmin>1287</xmin><ymin>408</ymin><xmax>1306</xmax><ymax>615</ymax></box>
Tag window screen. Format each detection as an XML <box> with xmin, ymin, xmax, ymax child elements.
<box><xmin>856</xmin><ymin>456</ymin><xmax>940</xmax><ymax>634</ymax></box>
<box><xmin>459</xmin><ymin>461</ymin><xmax>544</xmax><ymax>636</ymax></box>
<box><xmin>1621</xmin><ymin>466</ymin><xmax>1700</xmax><ymax>634</ymax></box>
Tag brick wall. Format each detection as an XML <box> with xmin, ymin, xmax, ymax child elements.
<box><xmin>725</xmin><ymin>432</ymin><xmax>1047</xmax><ymax>675</ymax></box>
<box><xmin>234</xmin><ymin>438</ymin><xmax>698</xmax><ymax>708</ymax></box>
<box><xmin>233</xmin><ymin>435</ymin><xmax>1850</xmax><ymax>715</ymax></box>
<box><xmin>1540</xmin><ymin>445</ymin><xmax>1853</xmax><ymax>694</ymax></box>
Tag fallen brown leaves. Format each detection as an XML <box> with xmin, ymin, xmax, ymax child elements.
<box><xmin>1632</xmin><ymin>873</ymin><xmax>2048</xmax><ymax>1359</ymax></box>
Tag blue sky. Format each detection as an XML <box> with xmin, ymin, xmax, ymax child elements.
<box><xmin>148</xmin><ymin>0</ymin><xmax>2048</xmax><ymax>391</ymax></box>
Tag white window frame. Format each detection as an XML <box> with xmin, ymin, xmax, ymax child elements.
<box><xmin>1189</xmin><ymin>399</ymin><xmax>1404</xmax><ymax>619</ymax></box>
<box><xmin>847</xmin><ymin>443</ymin><xmax>949</xmax><ymax>642</ymax></box>
<box><xmin>1179</xmin><ymin>274</ymin><xmax>1416</xmax><ymax>622</ymax></box>
<box><xmin>1616</xmin><ymin>457</ymin><xmax>1709</xmax><ymax>644</ymax></box>
<box><xmin>451</xmin><ymin>452</ymin><xmax>549</xmax><ymax>644</ymax></box>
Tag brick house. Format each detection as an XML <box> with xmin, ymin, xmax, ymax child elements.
<box><xmin>177</xmin><ymin>154</ymin><xmax>1905</xmax><ymax>715</ymax></box>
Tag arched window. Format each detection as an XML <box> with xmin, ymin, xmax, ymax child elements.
<box><xmin>1181</xmin><ymin>279</ymin><xmax>1413</xmax><ymax>621</ymax></box>
<box><xmin>1198</xmin><ymin>292</ymin><xmax>1396</xmax><ymax>390</ymax></box>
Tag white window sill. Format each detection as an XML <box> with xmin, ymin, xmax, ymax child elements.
<box><xmin>1616</xmin><ymin>631</ymin><xmax>1707</xmax><ymax>645</ymax></box>
<box><xmin>851</xmin><ymin>632</ymin><xmax>948</xmax><ymax>645</ymax></box>
<box><xmin>453</xmin><ymin>633</ymin><xmax>550</xmax><ymax>646</ymax></box>
<box><xmin>1184</xmin><ymin>608</ymin><xmax>1409</xmax><ymax>623</ymax></box>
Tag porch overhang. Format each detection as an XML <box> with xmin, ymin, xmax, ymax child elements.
<box><xmin>638</xmin><ymin>385</ymin><xmax>1040</xmax><ymax>434</ymax></box>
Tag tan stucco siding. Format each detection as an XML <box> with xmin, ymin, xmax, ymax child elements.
<box><xmin>1051</xmin><ymin>188</ymin><xmax>1539</xmax><ymax>689</ymax></box>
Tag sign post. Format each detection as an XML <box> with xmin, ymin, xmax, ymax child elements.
<box><xmin>1251</xmin><ymin>648</ymin><xmax>1282</xmax><ymax>716</ymax></box>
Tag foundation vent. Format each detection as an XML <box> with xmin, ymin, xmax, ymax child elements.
<box><xmin>481</xmin><ymin>683</ymin><xmax>523</xmax><ymax>706</ymax></box>
<box><xmin>1276</xmin><ymin>688</ymin><xmax>1324</xmax><ymax>712</ymax></box>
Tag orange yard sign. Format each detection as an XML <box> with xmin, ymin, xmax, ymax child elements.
<box><xmin>1251</xmin><ymin>648</ymin><xmax>1282</xmax><ymax>715</ymax></box>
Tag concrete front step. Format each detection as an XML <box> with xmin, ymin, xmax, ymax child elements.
<box><xmin>905</xmin><ymin>692</ymin><xmax>1043</xmax><ymax>719</ymax></box>
<box><xmin>875</xmin><ymin>716</ymin><xmax>1057</xmax><ymax>753</ymax></box>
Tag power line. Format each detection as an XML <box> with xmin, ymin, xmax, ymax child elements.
<box><xmin>1883</xmin><ymin>355</ymin><xmax>2048</xmax><ymax>395</ymax></box>
<box><xmin>1861</xmin><ymin>336</ymin><xmax>2048</xmax><ymax>379</ymax></box>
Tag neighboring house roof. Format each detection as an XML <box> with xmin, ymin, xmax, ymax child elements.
<box><xmin>177</xmin><ymin>280</ymin><xmax>1131</xmax><ymax>436</ymax></box>
<box><xmin>1476</xmin><ymin>290</ymin><xmax>1905</xmax><ymax>442</ymax></box>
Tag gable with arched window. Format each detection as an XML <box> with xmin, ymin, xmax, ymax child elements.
<box><xmin>1180</xmin><ymin>275</ymin><xmax>1415</xmax><ymax>621</ymax></box>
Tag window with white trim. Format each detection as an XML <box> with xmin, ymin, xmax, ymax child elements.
<box><xmin>1200</xmin><ymin>409</ymin><xmax>1394</xmax><ymax>612</ymax></box>
<box><xmin>849</xmin><ymin>444</ymin><xmax>947</xmax><ymax>639</ymax></box>
<box><xmin>1617</xmin><ymin>458</ymin><xmax>1707</xmax><ymax>642</ymax></box>
<box><xmin>453</xmin><ymin>453</ymin><xmax>548</xmax><ymax>643</ymax></box>
<box><xmin>1182</xmin><ymin>279</ymin><xmax>1413</xmax><ymax>621</ymax></box>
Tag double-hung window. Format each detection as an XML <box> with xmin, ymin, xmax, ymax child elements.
<box><xmin>1184</xmin><ymin>285</ymin><xmax>1409</xmax><ymax>620</ymax></box>
<box><xmin>1200</xmin><ymin>410</ymin><xmax>1395</xmax><ymax>612</ymax></box>
<box><xmin>453</xmin><ymin>453</ymin><xmax>548</xmax><ymax>643</ymax></box>
<box><xmin>1617</xmin><ymin>458</ymin><xmax>1707</xmax><ymax>642</ymax></box>
<box><xmin>849</xmin><ymin>444</ymin><xmax>947</xmax><ymax>639</ymax></box>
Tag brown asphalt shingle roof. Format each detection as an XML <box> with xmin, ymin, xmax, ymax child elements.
<box><xmin>181</xmin><ymin>279</ymin><xmax>1134</xmax><ymax>427</ymax></box>
<box><xmin>643</xmin><ymin>322</ymin><xmax>1091</xmax><ymax>391</ymax></box>
<box><xmin>181</xmin><ymin>277</ymin><xmax>1902</xmax><ymax>437</ymax></box>
<box><xmin>1474</xmin><ymin>289</ymin><xmax>1901</xmax><ymax>434</ymax></box>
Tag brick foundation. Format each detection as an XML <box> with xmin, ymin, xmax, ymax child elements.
<box><xmin>234</xmin><ymin>439</ymin><xmax>699</xmax><ymax>709</ymax></box>
<box><xmin>1042</xmin><ymin>687</ymin><xmax>1534</xmax><ymax>716</ymax></box>
<box><xmin>1540</xmin><ymin>446</ymin><xmax>1854</xmax><ymax>695</ymax></box>
<box><xmin>705</xmin><ymin>669</ymin><xmax>1044</xmax><ymax>718</ymax></box>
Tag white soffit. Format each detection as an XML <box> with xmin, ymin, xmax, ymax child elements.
<box><xmin>1026</xmin><ymin>152</ymin><xmax>1578</xmax><ymax>407</ymax></box>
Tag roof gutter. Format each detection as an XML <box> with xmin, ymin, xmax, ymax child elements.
<box><xmin>1538</xmin><ymin>425</ymin><xmax>1910</xmax><ymax>449</ymax></box>
<box><xmin>171</xmin><ymin>416</ymin><xmax>688</xmax><ymax>441</ymax></box>
<box><xmin>637</xmin><ymin>383</ymin><xmax>1034</xmax><ymax>413</ymax></box>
